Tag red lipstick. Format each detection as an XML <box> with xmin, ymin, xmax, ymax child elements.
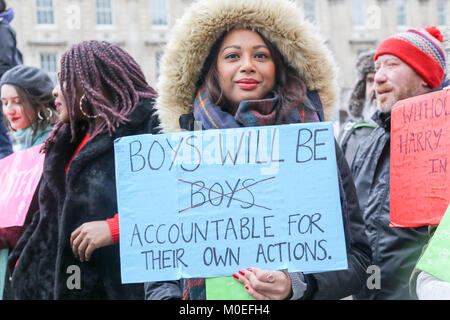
<box><xmin>236</xmin><ymin>78</ymin><xmax>259</xmax><ymax>90</ymax></box>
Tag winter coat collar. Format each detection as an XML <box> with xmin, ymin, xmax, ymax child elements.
<box><xmin>43</xmin><ymin>98</ymin><xmax>155</xmax><ymax>198</ymax></box>
<box><xmin>155</xmin><ymin>0</ymin><xmax>339</xmax><ymax>133</ymax></box>
<box><xmin>372</xmin><ymin>110</ymin><xmax>391</xmax><ymax>131</ymax></box>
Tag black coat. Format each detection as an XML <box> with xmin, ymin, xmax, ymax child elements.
<box><xmin>0</xmin><ymin>17</ymin><xmax>18</xmax><ymax>160</ymax></box>
<box><xmin>144</xmin><ymin>113</ymin><xmax>372</xmax><ymax>300</ymax></box>
<box><xmin>5</xmin><ymin>98</ymin><xmax>159</xmax><ymax>299</ymax></box>
<box><xmin>351</xmin><ymin>110</ymin><xmax>428</xmax><ymax>300</ymax></box>
<box><xmin>338</xmin><ymin>118</ymin><xmax>376</xmax><ymax>168</ymax></box>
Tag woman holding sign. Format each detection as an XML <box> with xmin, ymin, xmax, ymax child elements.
<box><xmin>4</xmin><ymin>40</ymin><xmax>160</xmax><ymax>299</ymax></box>
<box><xmin>144</xmin><ymin>0</ymin><xmax>371</xmax><ymax>300</ymax></box>
<box><xmin>0</xmin><ymin>65</ymin><xmax>57</xmax><ymax>298</ymax></box>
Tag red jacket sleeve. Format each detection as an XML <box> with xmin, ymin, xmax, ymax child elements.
<box><xmin>106</xmin><ymin>214</ymin><xmax>120</xmax><ymax>244</ymax></box>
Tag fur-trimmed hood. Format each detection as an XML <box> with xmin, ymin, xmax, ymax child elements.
<box><xmin>155</xmin><ymin>0</ymin><xmax>339</xmax><ymax>133</ymax></box>
<box><xmin>347</xmin><ymin>50</ymin><xmax>375</xmax><ymax>120</ymax></box>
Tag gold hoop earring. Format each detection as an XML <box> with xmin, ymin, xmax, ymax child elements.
<box><xmin>79</xmin><ymin>94</ymin><xmax>99</xmax><ymax>119</ymax></box>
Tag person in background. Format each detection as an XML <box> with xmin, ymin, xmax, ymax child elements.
<box><xmin>0</xmin><ymin>0</ymin><xmax>22</xmax><ymax>79</ymax></box>
<box><xmin>5</xmin><ymin>40</ymin><xmax>159</xmax><ymax>299</ymax></box>
<box><xmin>0</xmin><ymin>65</ymin><xmax>57</xmax><ymax>299</ymax></box>
<box><xmin>144</xmin><ymin>0</ymin><xmax>371</xmax><ymax>300</ymax></box>
<box><xmin>0</xmin><ymin>0</ymin><xmax>22</xmax><ymax>160</ymax></box>
<box><xmin>338</xmin><ymin>50</ymin><xmax>377</xmax><ymax>167</ymax></box>
<box><xmin>1</xmin><ymin>65</ymin><xmax>57</xmax><ymax>150</ymax></box>
<box><xmin>352</xmin><ymin>26</ymin><xmax>447</xmax><ymax>300</ymax></box>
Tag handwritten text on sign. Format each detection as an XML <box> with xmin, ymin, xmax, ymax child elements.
<box><xmin>390</xmin><ymin>89</ymin><xmax>450</xmax><ymax>227</ymax></box>
<box><xmin>114</xmin><ymin>123</ymin><xmax>347</xmax><ymax>283</ymax></box>
<box><xmin>0</xmin><ymin>144</ymin><xmax>44</xmax><ymax>228</ymax></box>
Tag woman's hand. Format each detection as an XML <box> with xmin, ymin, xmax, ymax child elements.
<box><xmin>233</xmin><ymin>267</ymin><xmax>292</xmax><ymax>300</ymax></box>
<box><xmin>70</xmin><ymin>221</ymin><xmax>113</xmax><ymax>262</ymax></box>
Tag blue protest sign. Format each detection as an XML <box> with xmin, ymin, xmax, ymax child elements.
<box><xmin>114</xmin><ymin>122</ymin><xmax>347</xmax><ymax>283</ymax></box>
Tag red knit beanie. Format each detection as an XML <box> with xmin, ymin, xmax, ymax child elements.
<box><xmin>374</xmin><ymin>26</ymin><xmax>446</xmax><ymax>89</ymax></box>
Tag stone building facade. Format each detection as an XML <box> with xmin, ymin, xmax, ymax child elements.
<box><xmin>7</xmin><ymin>0</ymin><xmax>450</xmax><ymax>123</ymax></box>
<box><xmin>300</xmin><ymin>0</ymin><xmax>449</xmax><ymax>121</ymax></box>
<box><xmin>9</xmin><ymin>0</ymin><xmax>190</xmax><ymax>86</ymax></box>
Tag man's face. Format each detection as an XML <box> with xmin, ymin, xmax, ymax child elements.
<box><xmin>363</xmin><ymin>72</ymin><xmax>377</xmax><ymax>121</ymax></box>
<box><xmin>374</xmin><ymin>54</ymin><xmax>429</xmax><ymax>113</ymax></box>
<box><xmin>365</xmin><ymin>72</ymin><xmax>376</xmax><ymax>106</ymax></box>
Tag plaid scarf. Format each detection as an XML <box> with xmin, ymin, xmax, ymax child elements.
<box><xmin>193</xmin><ymin>86</ymin><xmax>320</xmax><ymax>130</ymax></box>
<box><xmin>184</xmin><ymin>85</ymin><xmax>323</xmax><ymax>300</ymax></box>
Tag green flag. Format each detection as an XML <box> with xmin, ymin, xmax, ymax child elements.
<box><xmin>417</xmin><ymin>204</ymin><xmax>450</xmax><ymax>282</ymax></box>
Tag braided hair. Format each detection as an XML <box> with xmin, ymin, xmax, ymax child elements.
<box><xmin>45</xmin><ymin>40</ymin><xmax>157</xmax><ymax>148</ymax></box>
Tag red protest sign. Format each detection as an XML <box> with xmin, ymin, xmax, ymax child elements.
<box><xmin>0</xmin><ymin>144</ymin><xmax>45</xmax><ymax>228</ymax></box>
<box><xmin>390</xmin><ymin>89</ymin><xmax>450</xmax><ymax>227</ymax></box>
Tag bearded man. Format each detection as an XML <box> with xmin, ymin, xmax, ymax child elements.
<box><xmin>351</xmin><ymin>26</ymin><xmax>447</xmax><ymax>300</ymax></box>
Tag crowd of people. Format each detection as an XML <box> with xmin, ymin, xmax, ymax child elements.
<box><xmin>0</xmin><ymin>0</ymin><xmax>449</xmax><ymax>300</ymax></box>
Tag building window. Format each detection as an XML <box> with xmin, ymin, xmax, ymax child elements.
<box><xmin>96</xmin><ymin>0</ymin><xmax>113</xmax><ymax>25</ymax></box>
<box><xmin>396</xmin><ymin>0</ymin><xmax>408</xmax><ymax>27</ymax></box>
<box><xmin>151</xmin><ymin>0</ymin><xmax>168</xmax><ymax>26</ymax></box>
<box><xmin>303</xmin><ymin>0</ymin><xmax>316</xmax><ymax>23</ymax></box>
<box><xmin>40</xmin><ymin>53</ymin><xmax>58</xmax><ymax>85</ymax></box>
<box><xmin>36</xmin><ymin>0</ymin><xmax>54</xmax><ymax>25</ymax></box>
<box><xmin>353</xmin><ymin>0</ymin><xmax>366</xmax><ymax>27</ymax></box>
<box><xmin>437</xmin><ymin>0</ymin><xmax>447</xmax><ymax>26</ymax></box>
